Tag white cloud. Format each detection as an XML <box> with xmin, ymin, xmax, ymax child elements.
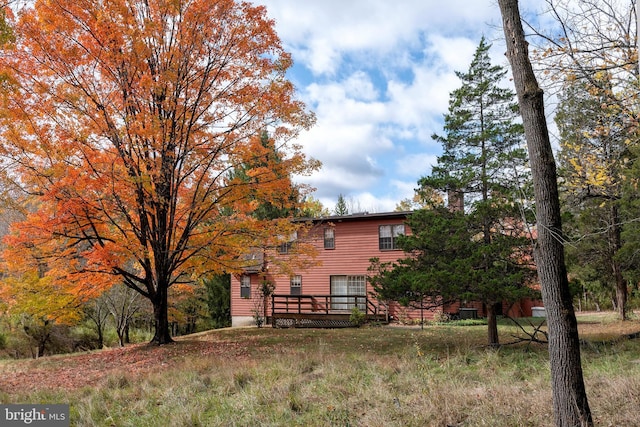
<box><xmin>343</xmin><ymin>71</ymin><xmax>379</xmax><ymax>102</ymax></box>
<box><xmin>251</xmin><ymin>0</ymin><xmax>549</xmax><ymax>213</ymax></box>
<box><xmin>395</xmin><ymin>153</ymin><xmax>439</xmax><ymax>179</ymax></box>
<box><xmin>304</xmin><ymin>80</ymin><xmax>387</xmax><ymax>126</ymax></box>
<box><xmin>385</xmin><ymin>68</ymin><xmax>456</xmax><ymax>132</ymax></box>
<box><xmin>425</xmin><ymin>35</ymin><xmax>480</xmax><ymax>71</ymax></box>
<box><xmin>256</xmin><ymin>0</ymin><xmax>502</xmax><ymax>75</ymax></box>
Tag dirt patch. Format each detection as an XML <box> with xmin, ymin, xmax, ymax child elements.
<box><xmin>576</xmin><ymin>311</ymin><xmax>640</xmax><ymax>339</ymax></box>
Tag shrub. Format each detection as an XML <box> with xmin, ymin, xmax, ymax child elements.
<box><xmin>349</xmin><ymin>307</ymin><xmax>366</xmax><ymax>327</ymax></box>
<box><xmin>450</xmin><ymin>319</ymin><xmax>487</xmax><ymax>327</ymax></box>
<box><xmin>432</xmin><ymin>312</ymin><xmax>451</xmax><ymax>324</ymax></box>
<box><xmin>252</xmin><ymin>309</ymin><xmax>265</xmax><ymax>328</ymax></box>
<box><xmin>395</xmin><ymin>307</ymin><xmax>411</xmax><ymax>325</ymax></box>
<box><xmin>127</xmin><ymin>327</ymin><xmax>154</xmax><ymax>343</ymax></box>
<box><xmin>70</xmin><ymin>326</ymin><xmax>101</xmax><ymax>352</ymax></box>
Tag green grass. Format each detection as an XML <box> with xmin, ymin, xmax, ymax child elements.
<box><xmin>2</xmin><ymin>316</ymin><xmax>640</xmax><ymax>426</ymax></box>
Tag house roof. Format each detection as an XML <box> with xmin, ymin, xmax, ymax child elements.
<box><xmin>240</xmin><ymin>251</ymin><xmax>264</xmax><ymax>273</ymax></box>
<box><xmin>297</xmin><ymin>211</ymin><xmax>412</xmax><ymax>224</ymax></box>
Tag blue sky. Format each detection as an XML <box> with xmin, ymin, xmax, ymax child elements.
<box><xmin>251</xmin><ymin>0</ymin><xmax>545</xmax><ymax>213</ymax></box>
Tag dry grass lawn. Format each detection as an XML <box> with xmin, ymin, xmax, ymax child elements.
<box><xmin>0</xmin><ymin>312</ymin><xmax>639</xmax><ymax>426</ymax></box>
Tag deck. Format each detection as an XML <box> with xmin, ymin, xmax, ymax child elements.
<box><xmin>270</xmin><ymin>294</ymin><xmax>389</xmax><ymax>328</ymax></box>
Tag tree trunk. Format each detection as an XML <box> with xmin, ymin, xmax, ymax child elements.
<box><xmin>97</xmin><ymin>326</ymin><xmax>104</xmax><ymax>349</ymax></box>
<box><xmin>125</xmin><ymin>322</ymin><xmax>131</xmax><ymax>344</ymax></box>
<box><xmin>498</xmin><ymin>1</ymin><xmax>593</xmax><ymax>426</ymax></box>
<box><xmin>37</xmin><ymin>335</ymin><xmax>48</xmax><ymax>358</ymax></box>
<box><xmin>614</xmin><ymin>273</ymin><xmax>627</xmax><ymax>320</ymax></box>
<box><xmin>486</xmin><ymin>303</ymin><xmax>500</xmax><ymax>348</ymax></box>
<box><xmin>151</xmin><ymin>282</ymin><xmax>173</xmax><ymax>345</ymax></box>
<box><xmin>637</xmin><ymin>1</ymin><xmax>640</xmax><ymax>77</ymax></box>
<box><xmin>117</xmin><ymin>329</ymin><xmax>125</xmax><ymax>347</ymax></box>
<box><xmin>609</xmin><ymin>204</ymin><xmax>627</xmax><ymax>320</ymax></box>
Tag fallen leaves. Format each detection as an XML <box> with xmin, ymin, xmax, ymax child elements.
<box><xmin>0</xmin><ymin>338</ymin><xmax>250</xmax><ymax>394</ymax></box>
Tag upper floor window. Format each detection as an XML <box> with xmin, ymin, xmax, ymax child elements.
<box><xmin>324</xmin><ymin>228</ymin><xmax>335</xmax><ymax>249</ymax></box>
<box><xmin>240</xmin><ymin>275</ymin><xmax>251</xmax><ymax>298</ymax></box>
<box><xmin>290</xmin><ymin>275</ymin><xmax>302</xmax><ymax>295</ymax></box>
<box><xmin>278</xmin><ymin>231</ymin><xmax>297</xmax><ymax>254</ymax></box>
<box><xmin>379</xmin><ymin>224</ymin><xmax>405</xmax><ymax>250</ymax></box>
<box><xmin>278</xmin><ymin>241</ymin><xmax>293</xmax><ymax>254</ymax></box>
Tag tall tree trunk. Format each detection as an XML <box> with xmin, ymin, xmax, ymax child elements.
<box><xmin>609</xmin><ymin>204</ymin><xmax>627</xmax><ymax>320</ymax></box>
<box><xmin>486</xmin><ymin>303</ymin><xmax>499</xmax><ymax>348</ymax></box>
<box><xmin>151</xmin><ymin>281</ymin><xmax>173</xmax><ymax>345</ymax></box>
<box><xmin>498</xmin><ymin>1</ymin><xmax>593</xmax><ymax>426</ymax></box>
<box><xmin>637</xmin><ymin>1</ymin><xmax>640</xmax><ymax>77</ymax></box>
<box><xmin>613</xmin><ymin>263</ymin><xmax>627</xmax><ymax>320</ymax></box>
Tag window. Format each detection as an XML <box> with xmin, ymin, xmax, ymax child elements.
<box><xmin>278</xmin><ymin>231</ymin><xmax>297</xmax><ymax>254</ymax></box>
<box><xmin>278</xmin><ymin>241</ymin><xmax>293</xmax><ymax>254</ymax></box>
<box><xmin>379</xmin><ymin>224</ymin><xmax>405</xmax><ymax>250</ymax></box>
<box><xmin>330</xmin><ymin>275</ymin><xmax>366</xmax><ymax>310</ymax></box>
<box><xmin>290</xmin><ymin>275</ymin><xmax>302</xmax><ymax>295</ymax></box>
<box><xmin>240</xmin><ymin>275</ymin><xmax>251</xmax><ymax>298</ymax></box>
<box><xmin>324</xmin><ymin>228</ymin><xmax>335</xmax><ymax>249</ymax></box>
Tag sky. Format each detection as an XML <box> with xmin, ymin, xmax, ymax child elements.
<box><xmin>251</xmin><ymin>0</ymin><xmax>546</xmax><ymax>213</ymax></box>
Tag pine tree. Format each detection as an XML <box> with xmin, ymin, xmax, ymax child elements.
<box><xmin>419</xmin><ymin>37</ymin><xmax>533</xmax><ymax>347</ymax></box>
<box><xmin>334</xmin><ymin>194</ymin><xmax>349</xmax><ymax>216</ymax></box>
<box><xmin>369</xmin><ymin>207</ymin><xmax>535</xmax><ymax>332</ymax></box>
<box><xmin>368</xmin><ymin>207</ymin><xmax>475</xmax><ymax>323</ymax></box>
<box><xmin>203</xmin><ymin>274</ymin><xmax>231</xmax><ymax>329</ymax></box>
<box><xmin>425</xmin><ymin>36</ymin><xmax>527</xmax><ymax>201</ymax></box>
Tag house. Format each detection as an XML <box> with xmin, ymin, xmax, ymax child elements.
<box><xmin>231</xmin><ymin>211</ymin><xmax>410</xmax><ymax>326</ymax></box>
<box><xmin>230</xmin><ymin>210</ymin><xmax>538</xmax><ymax>327</ymax></box>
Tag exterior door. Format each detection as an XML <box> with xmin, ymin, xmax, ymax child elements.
<box><xmin>330</xmin><ymin>275</ymin><xmax>366</xmax><ymax>310</ymax></box>
<box><xmin>330</xmin><ymin>275</ymin><xmax>349</xmax><ymax>310</ymax></box>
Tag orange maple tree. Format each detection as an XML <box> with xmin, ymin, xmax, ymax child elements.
<box><xmin>0</xmin><ymin>0</ymin><xmax>317</xmax><ymax>344</ymax></box>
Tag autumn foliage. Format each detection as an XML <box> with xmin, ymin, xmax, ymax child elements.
<box><xmin>0</xmin><ymin>0</ymin><xmax>317</xmax><ymax>344</ymax></box>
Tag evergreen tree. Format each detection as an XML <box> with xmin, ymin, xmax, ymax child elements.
<box><xmin>203</xmin><ymin>274</ymin><xmax>231</xmax><ymax>329</ymax></box>
<box><xmin>368</xmin><ymin>208</ymin><xmax>475</xmax><ymax>322</ymax></box>
<box><xmin>227</xmin><ymin>130</ymin><xmax>302</xmax><ymax>220</ymax></box>
<box><xmin>417</xmin><ymin>37</ymin><xmax>533</xmax><ymax>347</ymax></box>
<box><xmin>334</xmin><ymin>194</ymin><xmax>349</xmax><ymax>216</ymax></box>
<box><xmin>369</xmin><ymin>208</ymin><xmax>536</xmax><ymax>345</ymax></box>
<box><xmin>424</xmin><ymin>36</ymin><xmax>527</xmax><ymax>204</ymax></box>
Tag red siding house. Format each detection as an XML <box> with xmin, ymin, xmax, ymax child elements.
<box><xmin>230</xmin><ymin>211</ymin><xmax>538</xmax><ymax>327</ymax></box>
<box><xmin>230</xmin><ymin>211</ymin><xmax>411</xmax><ymax>326</ymax></box>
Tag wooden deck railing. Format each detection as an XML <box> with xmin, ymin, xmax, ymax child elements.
<box><xmin>271</xmin><ymin>294</ymin><xmax>389</xmax><ymax>323</ymax></box>
<box><xmin>367</xmin><ymin>298</ymin><xmax>389</xmax><ymax>322</ymax></box>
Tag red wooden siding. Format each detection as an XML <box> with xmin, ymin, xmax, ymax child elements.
<box><xmin>231</xmin><ymin>213</ymin><xmax>412</xmax><ymax>324</ymax></box>
<box><xmin>230</xmin><ymin>211</ymin><xmax>539</xmax><ymax>326</ymax></box>
<box><xmin>230</xmin><ymin>274</ymin><xmax>262</xmax><ymax>324</ymax></box>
